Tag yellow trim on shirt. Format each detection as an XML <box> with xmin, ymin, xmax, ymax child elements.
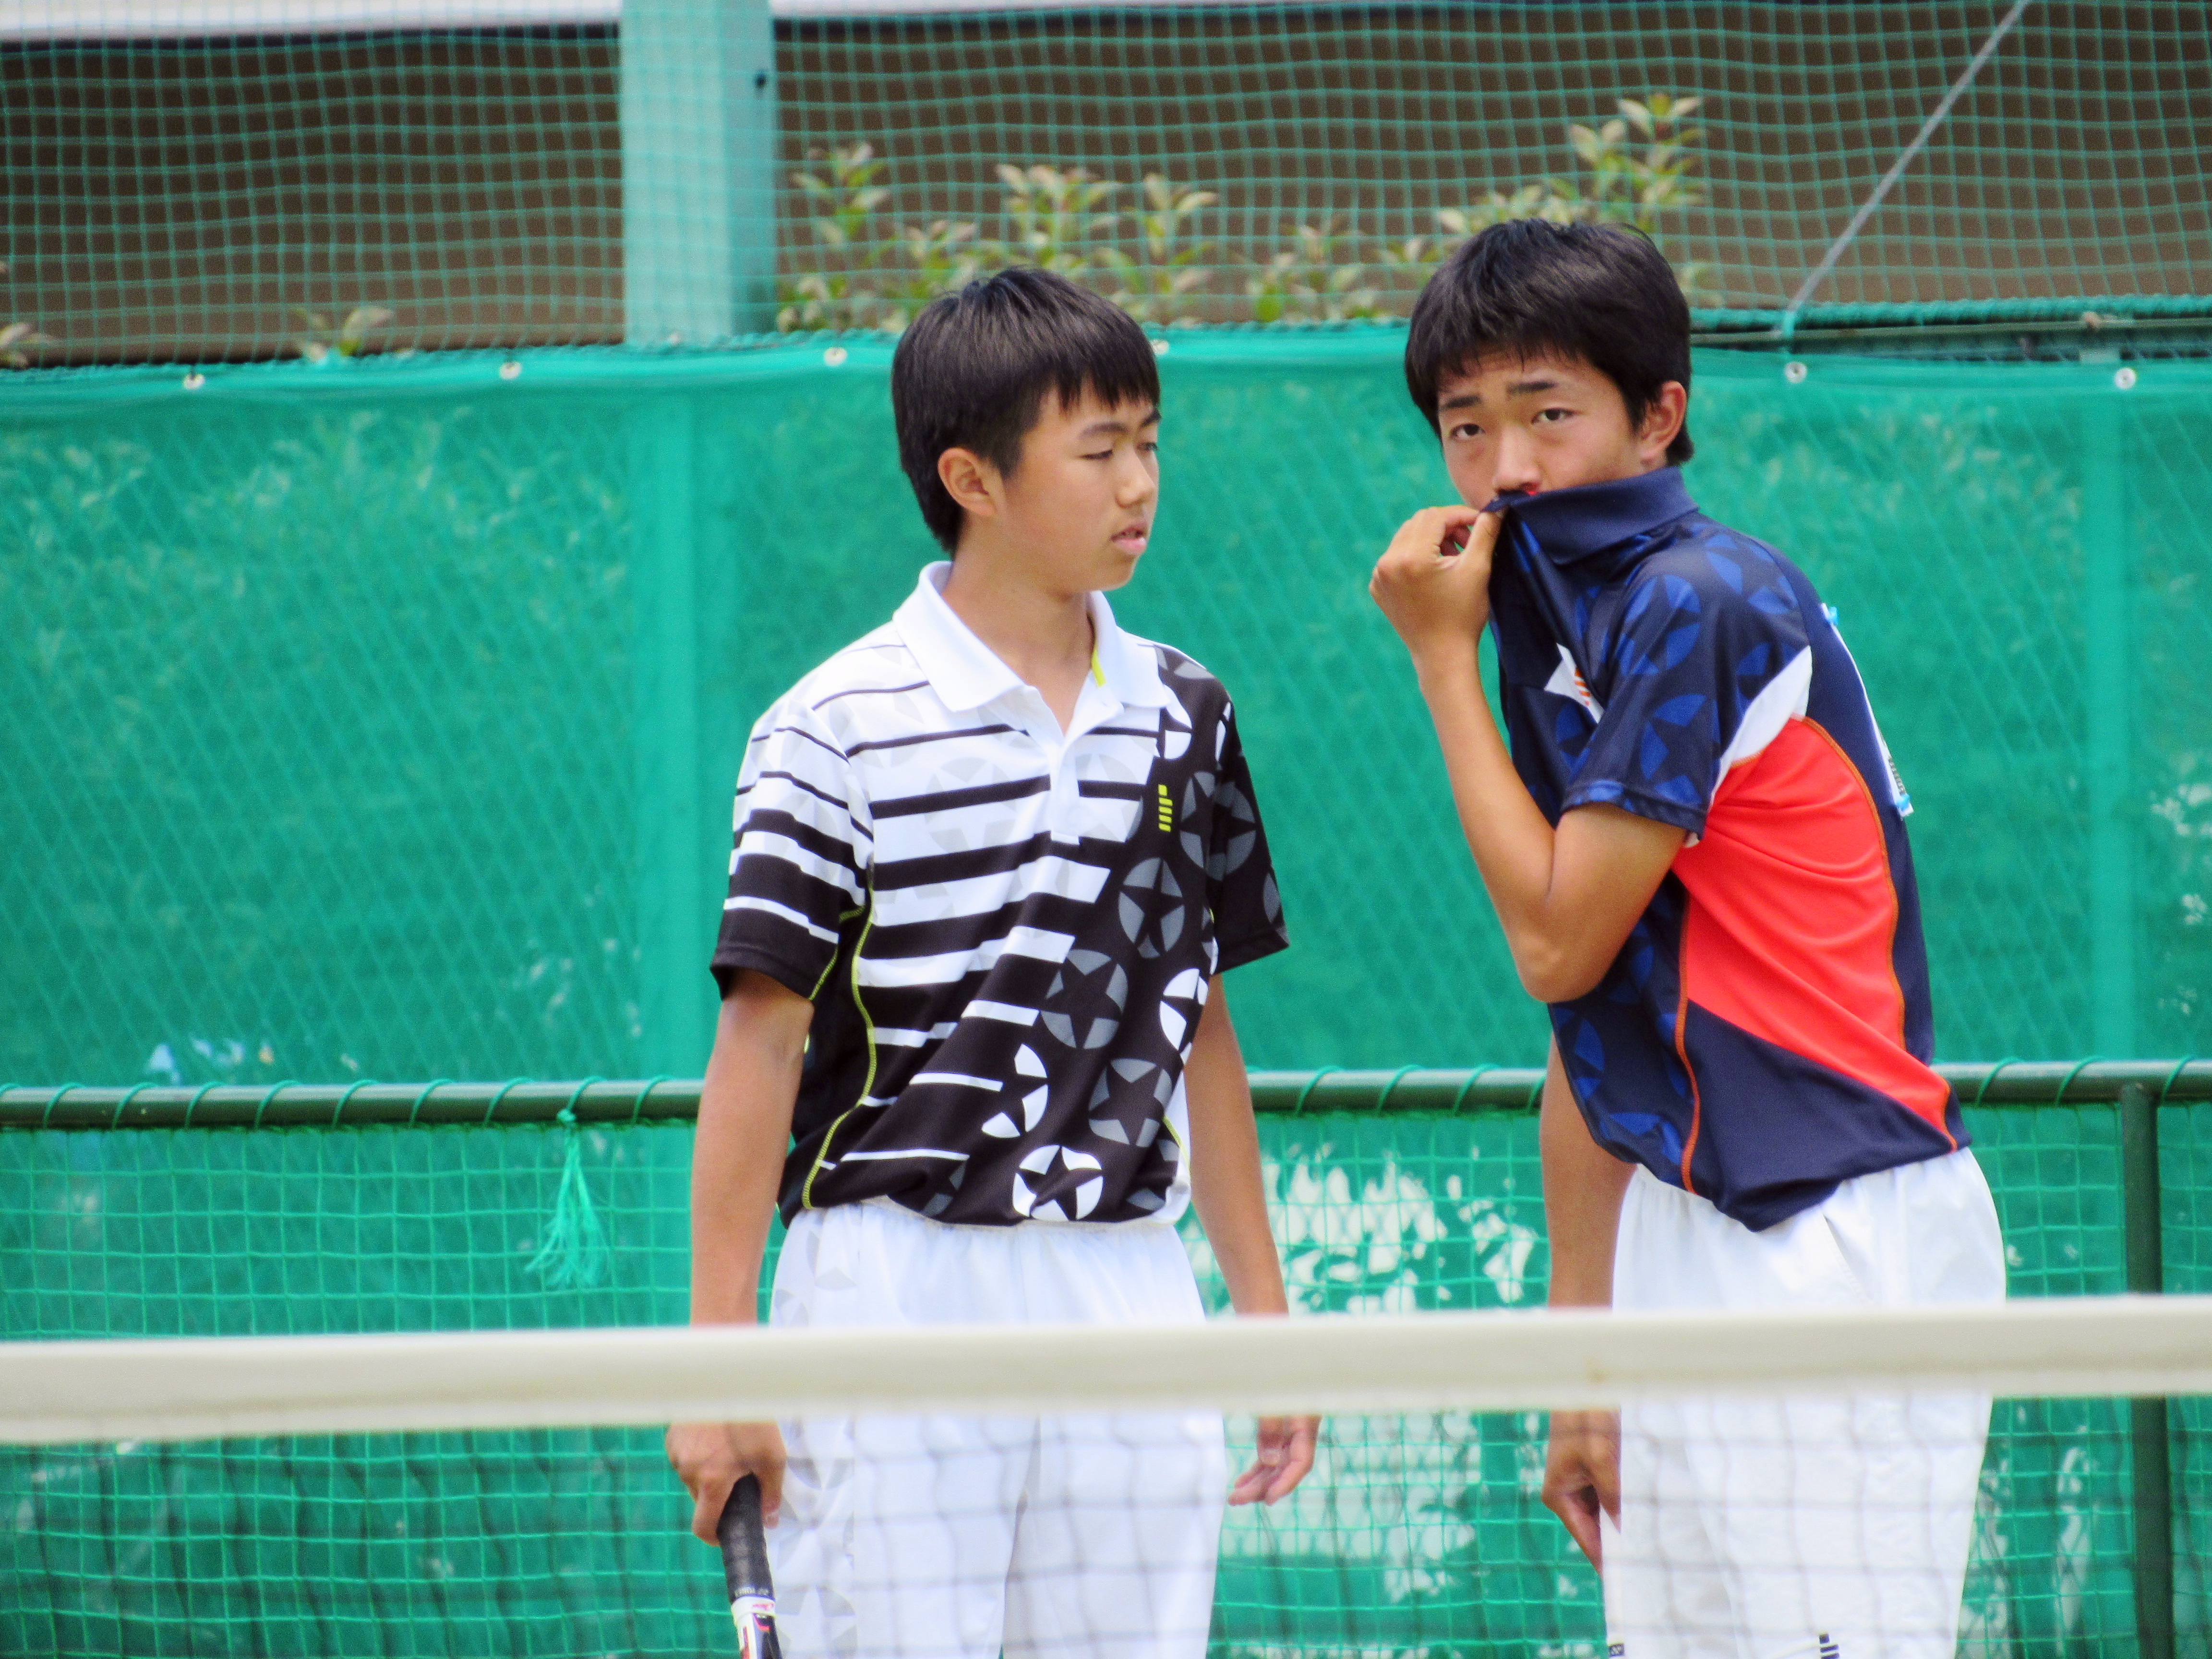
<box><xmin>801</xmin><ymin>890</ymin><xmax>878</xmax><ymax>1210</ymax></box>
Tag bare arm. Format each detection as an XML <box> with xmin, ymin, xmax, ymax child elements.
<box><xmin>1540</xmin><ymin>1038</ymin><xmax>1634</xmax><ymax>1310</ymax></box>
<box><xmin>1537</xmin><ymin>1038</ymin><xmax>1635</xmax><ymax>1568</ymax></box>
<box><xmin>1183</xmin><ymin>977</ymin><xmax>1318</xmax><ymax>1505</ymax></box>
<box><xmin>1185</xmin><ymin>978</ymin><xmax>1286</xmax><ymax>1320</ymax></box>
<box><xmin>687</xmin><ymin>973</ymin><xmax>812</xmax><ymax>1323</ymax></box>
<box><xmin>1370</xmin><ymin>507</ymin><xmax>1685</xmax><ymax>1002</ymax></box>
<box><xmin>665</xmin><ymin>970</ymin><xmax>814</xmax><ymax>1540</ymax></box>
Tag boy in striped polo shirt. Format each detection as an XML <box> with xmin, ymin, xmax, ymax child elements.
<box><xmin>666</xmin><ymin>268</ymin><xmax>1316</xmax><ymax>1658</ymax></box>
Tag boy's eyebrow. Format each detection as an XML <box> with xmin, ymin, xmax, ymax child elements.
<box><xmin>1438</xmin><ymin>378</ymin><xmax>1564</xmax><ymax>412</ymax></box>
<box><xmin>1078</xmin><ymin>405</ymin><xmax>1163</xmax><ymax>437</ymax></box>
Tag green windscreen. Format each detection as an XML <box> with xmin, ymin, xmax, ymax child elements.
<box><xmin>3</xmin><ymin>2</ymin><xmax>2207</xmax><ymax>361</ymax></box>
<box><xmin>0</xmin><ymin>1083</ymin><xmax>2200</xmax><ymax>1656</ymax></box>
<box><xmin>4</xmin><ymin>340</ymin><xmax>2208</xmax><ymax>1086</ymax></box>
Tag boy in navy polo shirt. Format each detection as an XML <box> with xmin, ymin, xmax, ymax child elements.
<box><xmin>665</xmin><ymin>268</ymin><xmax>1316</xmax><ymax>1659</ymax></box>
<box><xmin>1369</xmin><ymin>220</ymin><xmax>2005</xmax><ymax>1658</ymax></box>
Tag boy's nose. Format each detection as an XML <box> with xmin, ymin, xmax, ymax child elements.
<box><xmin>1492</xmin><ymin>431</ymin><xmax>1541</xmax><ymax>495</ymax></box>
<box><xmin>1117</xmin><ymin>466</ymin><xmax>1157</xmax><ymax>505</ymax></box>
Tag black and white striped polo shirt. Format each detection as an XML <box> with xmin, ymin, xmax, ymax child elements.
<box><xmin>711</xmin><ymin>563</ymin><xmax>1288</xmax><ymax>1228</ymax></box>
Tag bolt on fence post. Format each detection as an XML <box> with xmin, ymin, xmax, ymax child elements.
<box><xmin>2120</xmin><ymin>1079</ymin><xmax>2174</xmax><ymax>1659</ymax></box>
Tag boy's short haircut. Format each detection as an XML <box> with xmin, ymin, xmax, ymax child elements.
<box><xmin>1404</xmin><ymin>219</ymin><xmax>1695</xmax><ymax>466</ymax></box>
<box><xmin>892</xmin><ymin>267</ymin><xmax>1162</xmax><ymax>553</ymax></box>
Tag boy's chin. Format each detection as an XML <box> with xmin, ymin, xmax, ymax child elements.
<box><xmin>1085</xmin><ymin>547</ymin><xmax>1142</xmax><ymax>591</ymax></box>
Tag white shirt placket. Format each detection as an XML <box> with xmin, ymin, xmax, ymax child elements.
<box><xmin>1006</xmin><ymin>678</ymin><xmax>1124</xmax><ymax>844</ymax></box>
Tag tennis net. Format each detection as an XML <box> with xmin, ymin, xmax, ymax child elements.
<box><xmin>4</xmin><ymin>1298</ymin><xmax>2210</xmax><ymax>1657</ymax></box>
<box><xmin>5</xmin><ymin>1065</ymin><xmax>2211</xmax><ymax>1655</ymax></box>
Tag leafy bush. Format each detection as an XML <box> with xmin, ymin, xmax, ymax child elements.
<box><xmin>1433</xmin><ymin>95</ymin><xmax>1710</xmax><ymax>294</ymax></box>
<box><xmin>776</xmin><ymin>92</ymin><xmax>1709</xmax><ymax>331</ymax></box>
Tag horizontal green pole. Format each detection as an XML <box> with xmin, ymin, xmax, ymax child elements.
<box><xmin>14</xmin><ymin>310</ymin><xmax>2212</xmax><ymax>413</ymax></box>
<box><xmin>0</xmin><ymin>1080</ymin><xmax>704</xmax><ymax>1132</ymax></box>
<box><xmin>1691</xmin><ymin>298</ymin><xmax>2212</xmax><ymax>333</ymax></box>
<box><xmin>1694</xmin><ymin>313</ymin><xmax>2212</xmax><ymax>350</ymax></box>
<box><xmin>2</xmin><ymin>1060</ymin><xmax>2207</xmax><ymax>1132</ymax></box>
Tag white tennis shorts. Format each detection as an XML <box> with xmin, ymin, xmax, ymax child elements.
<box><xmin>766</xmin><ymin>1201</ymin><xmax>1226</xmax><ymax>1659</ymax></box>
<box><xmin>1603</xmin><ymin>1148</ymin><xmax>2007</xmax><ymax>1659</ymax></box>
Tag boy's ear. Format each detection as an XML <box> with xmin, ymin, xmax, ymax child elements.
<box><xmin>1638</xmin><ymin>381</ymin><xmax>1689</xmax><ymax>461</ymax></box>
<box><xmin>937</xmin><ymin>447</ymin><xmax>1000</xmax><ymax>522</ymax></box>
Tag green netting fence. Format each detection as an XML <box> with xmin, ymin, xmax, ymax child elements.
<box><xmin>5</xmin><ymin>340</ymin><xmax>2210</xmax><ymax>1085</ymax></box>
<box><xmin>3</xmin><ymin>1061</ymin><xmax>2210</xmax><ymax>1657</ymax></box>
<box><xmin>4</xmin><ymin>1</ymin><xmax>2209</xmax><ymax>361</ymax></box>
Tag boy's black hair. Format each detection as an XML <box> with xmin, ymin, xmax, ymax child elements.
<box><xmin>1405</xmin><ymin>220</ymin><xmax>1694</xmax><ymax>465</ymax></box>
<box><xmin>892</xmin><ymin>267</ymin><xmax>1162</xmax><ymax>553</ymax></box>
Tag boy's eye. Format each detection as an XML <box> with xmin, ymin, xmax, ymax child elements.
<box><xmin>1447</xmin><ymin>422</ymin><xmax>1483</xmax><ymax>441</ymax></box>
<box><xmin>1536</xmin><ymin>407</ymin><xmax>1573</xmax><ymax>424</ymax></box>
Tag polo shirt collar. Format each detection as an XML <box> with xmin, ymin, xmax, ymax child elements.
<box><xmin>895</xmin><ymin>561</ymin><xmax>1172</xmax><ymax>715</ymax></box>
<box><xmin>1491</xmin><ymin>466</ymin><xmax>1697</xmax><ymax>571</ymax></box>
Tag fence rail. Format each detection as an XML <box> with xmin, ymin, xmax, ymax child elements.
<box><xmin>4</xmin><ymin>1059</ymin><xmax>2207</xmax><ymax>1131</ymax></box>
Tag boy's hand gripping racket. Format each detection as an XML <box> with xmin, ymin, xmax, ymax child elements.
<box><xmin>717</xmin><ymin>1474</ymin><xmax>783</xmax><ymax>1659</ymax></box>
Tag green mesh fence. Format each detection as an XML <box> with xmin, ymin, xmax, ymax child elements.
<box><xmin>4</xmin><ymin>2</ymin><xmax>2209</xmax><ymax>361</ymax></box>
<box><xmin>5</xmin><ymin>341</ymin><xmax>2210</xmax><ymax>1085</ymax></box>
<box><xmin>3</xmin><ymin>1064</ymin><xmax>2209</xmax><ymax>1657</ymax></box>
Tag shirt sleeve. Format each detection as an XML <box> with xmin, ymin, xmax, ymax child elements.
<box><xmin>710</xmin><ymin>697</ymin><xmax>871</xmax><ymax>999</ymax></box>
<box><xmin>1206</xmin><ymin>701</ymin><xmax>1291</xmax><ymax>973</ymax></box>
<box><xmin>1563</xmin><ymin>553</ymin><xmax>1810</xmax><ymax>837</ymax></box>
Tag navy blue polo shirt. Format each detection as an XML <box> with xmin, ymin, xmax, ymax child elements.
<box><xmin>1487</xmin><ymin>467</ymin><xmax>1965</xmax><ymax>1230</ymax></box>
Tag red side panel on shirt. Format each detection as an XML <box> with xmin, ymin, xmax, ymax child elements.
<box><xmin>1672</xmin><ymin>718</ymin><xmax>1954</xmax><ymax>1138</ymax></box>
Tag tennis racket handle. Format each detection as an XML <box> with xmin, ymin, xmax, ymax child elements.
<box><xmin>717</xmin><ymin>1474</ymin><xmax>776</xmax><ymax>1602</ymax></box>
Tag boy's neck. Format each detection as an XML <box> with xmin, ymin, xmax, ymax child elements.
<box><xmin>939</xmin><ymin>542</ymin><xmax>1096</xmax><ymax>734</ymax></box>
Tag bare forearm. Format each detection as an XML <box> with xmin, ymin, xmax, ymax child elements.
<box><xmin>690</xmin><ymin>984</ymin><xmax>809</xmax><ymax>1327</ymax></box>
<box><xmin>1189</xmin><ymin>987</ymin><xmax>1321</xmax><ymax>1506</ymax></box>
<box><xmin>1372</xmin><ymin>508</ymin><xmax>1684</xmax><ymax>1001</ymax></box>
<box><xmin>1414</xmin><ymin>645</ymin><xmax>1562</xmax><ymax>940</ymax></box>
<box><xmin>1540</xmin><ymin>1041</ymin><xmax>1634</xmax><ymax>1307</ymax></box>
<box><xmin>1183</xmin><ymin>983</ymin><xmax>1290</xmax><ymax>1317</ymax></box>
<box><xmin>1195</xmin><ymin>1142</ymin><xmax>1289</xmax><ymax>1318</ymax></box>
<box><xmin>1414</xmin><ymin>646</ymin><xmax>1686</xmax><ymax>1003</ymax></box>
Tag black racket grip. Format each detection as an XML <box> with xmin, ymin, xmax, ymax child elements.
<box><xmin>717</xmin><ymin>1474</ymin><xmax>776</xmax><ymax>1602</ymax></box>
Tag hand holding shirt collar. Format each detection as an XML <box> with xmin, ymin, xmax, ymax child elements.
<box><xmin>1485</xmin><ymin>467</ymin><xmax>1698</xmax><ymax>570</ymax></box>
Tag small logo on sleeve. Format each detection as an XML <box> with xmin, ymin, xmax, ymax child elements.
<box><xmin>1545</xmin><ymin>644</ymin><xmax>1606</xmax><ymax>721</ymax></box>
<box><xmin>1156</xmin><ymin>782</ymin><xmax>1175</xmax><ymax>832</ymax></box>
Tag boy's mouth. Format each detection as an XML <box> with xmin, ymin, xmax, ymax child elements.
<box><xmin>1111</xmin><ymin>525</ymin><xmax>1150</xmax><ymax>555</ymax></box>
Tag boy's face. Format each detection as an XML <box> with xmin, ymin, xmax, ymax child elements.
<box><xmin>1433</xmin><ymin>350</ymin><xmax>1684</xmax><ymax>505</ymax></box>
<box><xmin>955</xmin><ymin>389</ymin><xmax>1160</xmax><ymax>590</ymax></box>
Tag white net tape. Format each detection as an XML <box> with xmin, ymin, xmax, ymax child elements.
<box><xmin>10</xmin><ymin>1297</ymin><xmax>2204</xmax><ymax>1656</ymax></box>
<box><xmin>6</xmin><ymin>1294</ymin><xmax>2209</xmax><ymax>1444</ymax></box>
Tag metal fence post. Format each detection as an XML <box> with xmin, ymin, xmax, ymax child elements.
<box><xmin>622</xmin><ymin>0</ymin><xmax>780</xmax><ymax>343</ymax></box>
<box><xmin>2083</xmin><ymin>392</ymin><xmax>2135</xmax><ymax>1055</ymax></box>
<box><xmin>2121</xmin><ymin>1079</ymin><xmax>2174</xmax><ymax>1659</ymax></box>
<box><xmin>632</xmin><ymin>397</ymin><xmax>709</xmax><ymax>1078</ymax></box>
